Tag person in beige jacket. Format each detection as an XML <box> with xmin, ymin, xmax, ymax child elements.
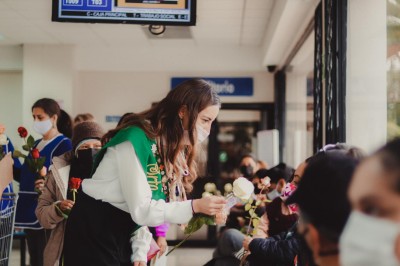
<box><xmin>35</xmin><ymin>121</ymin><xmax>104</xmax><ymax>266</ymax></box>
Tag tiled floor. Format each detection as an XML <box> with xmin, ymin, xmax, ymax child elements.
<box><xmin>8</xmin><ymin>247</ymin><xmax>214</xmax><ymax>266</ymax></box>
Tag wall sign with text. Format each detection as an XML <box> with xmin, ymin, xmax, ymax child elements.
<box><xmin>171</xmin><ymin>77</ymin><xmax>254</xmax><ymax>96</ymax></box>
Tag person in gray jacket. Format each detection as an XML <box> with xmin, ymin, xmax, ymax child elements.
<box><xmin>35</xmin><ymin>121</ymin><xmax>104</xmax><ymax>266</ymax></box>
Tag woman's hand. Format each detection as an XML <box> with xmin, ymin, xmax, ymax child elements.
<box><xmin>157</xmin><ymin>236</ymin><xmax>168</xmax><ymax>256</ymax></box>
<box><xmin>58</xmin><ymin>200</ymin><xmax>75</xmax><ymax>212</ymax></box>
<box><xmin>192</xmin><ymin>196</ymin><xmax>227</xmax><ymax>216</ymax></box>
<box><xmin>34</xmin><ymin>179</ymin><xmax>45</xmax><ymax>192</ymax></box>
<box><xmin>215</xmin><ymin>211</ymin><xmax>228</xmax><ymax>225</ymax></box>
<box><xmin>243</xmin><ymin>236</ymin><xmax>253</xmax><ymax>251</ymax></box>
<box><xmin>133</xmin><ymin>262</ymin><xmax>146</xmax><ymax>266</ymax></box>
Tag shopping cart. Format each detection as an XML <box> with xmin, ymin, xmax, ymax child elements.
<box><xmin>0</xmin><ymin>193</ymin><xmax>18</xmax><ymax>266</ymax></box>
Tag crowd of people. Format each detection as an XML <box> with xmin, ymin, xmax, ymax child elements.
<box><xmin>0</xmin><ymin>78</ymin><xmax>400</xmax><ymax>266</ymax></box>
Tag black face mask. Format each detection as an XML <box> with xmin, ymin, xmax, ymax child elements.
<box><xmin>240</xmin><ymin>165</ymin><xmax>253</xmax><ymax>178</ymax></box>
<box><xmin>70</xmin><ymin>148</ymin><xmax>100</xmax><ymax>180</ymax></box>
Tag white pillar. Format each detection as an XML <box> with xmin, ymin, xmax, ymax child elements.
<box><xmin>346</xmin><ymin>0</ymin><xmax>387</xmax><ymax>153</ymax></box>
<box><xmin>22</xmin><ymin>45</ymin><xmax>75</xmax><ymax>137</ymax></box>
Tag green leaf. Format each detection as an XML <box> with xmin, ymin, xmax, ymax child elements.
<box><xmin>248</xmin><ymin>198</ymin><xmax>254</xmax><ymax>205</ymax></box>
<box><xmin>244</xmin><ymin>203</ymin><xmax>251</xmax><ymax>211</ymax></box>
<box><xmin>184</xmin><ymin>216</ymin><xmax>204</xmax><ymax>234</ymax></box>
<box><xmin>36</xmin><ymin>157</ymin><xmax>46</xmax><ymax>171</ymax></box>
<box><xmin>184</xmin><ymin>214</ymin><xmax>215</xmax><ymax>234</ymax></box>
<box><xmin>252</xmin><ymin>218</ymin><xmax>260</xmax><ymax>228</ymax></box>
<box><xmin>255</xmin><ymin>200</ymin><xmax>262</xmax><ymax>206</ymax></box>
<box><xmin>204</xmin><ymin>215</ymin><xmax>215</xmax><ymax>226</ymax></box>
<box><xmin>27</xmin><ymin>135</ymin><xmax>35</xmax><ymax>148</ymax></box>
<box><xmin>249</xmin><ymin>209</ymin><xmax>255</xmax><ymax>217</ymax></box>
<box><xmin>22</xmin><ymin>145</ymin><xmax>30</xmax><ymax>151</ymax></box>
<box><xmin>13</xmin><ymin>150</ymin><xmax>26</xmax><ymax>159</ymax></box>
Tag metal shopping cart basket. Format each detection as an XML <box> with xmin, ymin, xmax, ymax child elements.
<box><xmin>0</xmin><ymin>193</ymin><xmax>18</xmax><ymax>266</ymax></box>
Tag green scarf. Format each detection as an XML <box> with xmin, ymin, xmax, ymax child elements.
<box><xmin>93</xmin><ymin>126</ymin><xmax>165</xmax><ymax>201</ymax></box>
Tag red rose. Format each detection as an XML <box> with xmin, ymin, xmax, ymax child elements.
<box><xmin>18</xmin><ymin>126</ymin><xmax>28</xmax><ymax>138</ymax></box>
<box><xmin>31</xmin><ymin>148</ymin><xmax>40</xmax><ymax>159</ymax></box>
<box><xmin>69</xmin><ymin>177</ymin><xmax>82</xmax><ymax>191</ymax></box>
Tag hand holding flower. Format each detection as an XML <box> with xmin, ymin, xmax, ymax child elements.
<box><xmin>34</xmin><ymin>179</ymin><xmax>45</xmax><ymax>193</ymax></box>
<box><xmin>192</xmin><ymin>196</ymin><xmax>226</xmax><ymax>216</ymax></box>
<box><xmin>13</xmin><ymin>126</ymin><xmax>47</xmax><ymax>194</ymax></box>
<box><xmin>243</xmin><ymin>236</ymin><xmax>253</xmax><ymax>251</ymax></box>
<box><xmin>58</xmin><ymin>200</ymin><xmax>75</xmax><ymax>212</ymax></box>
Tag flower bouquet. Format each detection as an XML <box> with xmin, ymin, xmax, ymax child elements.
<box><xmin>166</xmin><ymin>177</ymin><xmax>255</xmax><ymax>256</ymax></box>
<box><xmin>13</xmin><ymin>127</ymin><xmax>46</xmax><ymax>193</ymax></box>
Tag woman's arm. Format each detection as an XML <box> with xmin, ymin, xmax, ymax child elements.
<box><xmin>116</xmin><ymin>142</ymin><xmax>193</xmax><ymax>226</ymax></box>
<box><xmin>35</xmin><ymin>172</ymin><xmax>64</xmax><ymax>229</ymax></box>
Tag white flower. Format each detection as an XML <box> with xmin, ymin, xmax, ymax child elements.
<box><xmin>224</xmin><ymin>183</ymin><xmax>233</xmax><ymax>193</ymax></box>
<box><xmin>151</xmin><ymin>144</ymin><xmax>157</xmax><ymax>154</ymax></box>
<box><xmin>0</xmin><ymin>134</ymin><xmax>8</xmax><ymax>146</ymax></box>
<box><xmin>202</xmin><ymin>191</ymin><xmax>213</xmax><ymax>198</ymax></box>
<box><xmin>261</xmin><ymin>177</ymin><xmax>271</xmax><ymax>187</ymax></box>
<box><xmin>204</xmin><ymin>182</ymin><xmax>216</xmax><ymax>193</ymax></box>
<box><xmin>232</xmin><ymin>177</ymin><xmax>254</xmax><ymax>201</ymax></box>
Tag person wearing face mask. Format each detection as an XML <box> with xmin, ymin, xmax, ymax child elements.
<box><xmin>62</xmin><ymin>79</ymin><xmax>226</xmax><ymax>266</ymax></box>
<box><xmin>263</xmin><ymin>164</ymin><xmax>294</xmax><ymax>201</ymax></box>
<box><xmin>205</xmin><ymin>161</ymin><xmax>305</xmax><ymax>266</ymax></box>
<box><xmin>239</xmin><ymin>155</ymin><xmax>258</xmax><ymax>179</ymax></box>
<box><xmin>340</xmin><ymin>138</ymin><xmax>400</xmax><ymax>266</ymax></box>
<box><xmin>35</xmin><ymin>121</ymin><xmax>104</xmax><ymax>266</ymax></box>
<box><xmin>251</xmin><ymin>163</ymin><xmax>306</xmax><ymax>240</ymax></box>
<box><xmin>12</xmin><ymin>98</ymin><xmax>72</xmax><ymax>266</ymax></box>
<box><xmin>285</xmin><ymin>145</ymin><xmax>363</xmax><ymax>266</ymax></box>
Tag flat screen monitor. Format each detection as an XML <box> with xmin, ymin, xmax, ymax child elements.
<box><xmin>52</xmin><ymin>0</ymin><xmax>196</xmax><ymax>26</ymax></box>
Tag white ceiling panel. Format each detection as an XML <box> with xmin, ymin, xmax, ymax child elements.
<box><xmin>0</xmin><ymin>0</ymin><xmax>276</xmax><ymax>51</ymax></box>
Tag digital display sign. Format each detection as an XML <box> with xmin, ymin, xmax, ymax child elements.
<box><xmin>52</xmin><ymin>0</ymin><xmax>196</xmax><ymax>26</ymax></box>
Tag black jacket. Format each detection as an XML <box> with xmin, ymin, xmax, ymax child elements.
<box><xmin>247</xmin><ymin>224</ymin><xmax>313</xmax><ymax>266</ymax></box>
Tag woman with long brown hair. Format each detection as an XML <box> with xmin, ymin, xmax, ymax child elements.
<box><xmin>63</xmin><ymin>79</ymin><xmax>226</xmax><ymax>266</ymax></box>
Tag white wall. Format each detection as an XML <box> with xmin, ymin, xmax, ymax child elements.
<box><xmin>74</xmin><ymin>71</ymin><xmax>274</xmax><ymax>130</ymax></box>
<box><xmin>346</xmin><ymin>0</ymin><xmax>387</xmax><ymax>153</ymax></box>
<box><xmin>22</xmin><ymin>44</ymin><xmax>75</xmax><ymax>138</ymax></box>
<box><xmin>76</xmin><ymin>44</ymin><xmax>266</xmax><ymax>72</ymax></box>
<box><xmin>0</xmin><ymin>71</ymin><xmax>23</xmax><ymax>146</ymax></box>
<box><xmin>284</xmin><ymin>33</ymin><xmax>314</xmax><ymax>168</ymax></box>
<box><xmin>0</xmin><ymin>45</ymin><xmax>22</xmax><ymax>71</ymax></box>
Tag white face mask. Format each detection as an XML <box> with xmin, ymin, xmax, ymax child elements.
<box><xmin>196</xmin><ymin>125</ymin><xmax>209</xmax><ymax>143</ymax></box>
<box><xmin>267</xmin><ymin>189</ymin><xmax>280</xmax><ymax>200</ymax></box>
<box><xmin>33</xmin><ymin>119</ymin><xmax>53</xmax><ymax>136</ymax></box>
<box><xmin>340</xmin><ymin>211</ymin><xmax>400</xmax><ymax>266</ymax></box>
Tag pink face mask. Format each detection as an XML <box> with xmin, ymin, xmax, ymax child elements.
<box><xmin>280</xmin><ymin>183</ymin><xmax>298</xmax><ymax>213</ymax></box>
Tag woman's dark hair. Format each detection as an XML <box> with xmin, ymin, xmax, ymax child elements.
<box><xmin>32</xmin><ymin>98</ymin><xmax>61</xmax><ymax>118</ymax></box>
<box><xmin>102</xmin><ymin>79</ymin><xmax>220</xmax><ymax>192</ymax></box>
<box><xmin>117</xmin><ymin>112</ymin><xmax>133</xmax><ymax>127</ymax></box>
<box><xmin>375</xmin><ymin>138</ymin><xmax>400</xmax><ymax>192</ymax></box>
<box><xmin>57</xmin><ymin>109</ymin><xmax>73</xmax><ymax>138</ymax></box>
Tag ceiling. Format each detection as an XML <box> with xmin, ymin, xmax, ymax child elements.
<box><xmin>0</xmin><ymin>0</ymin><xmax>275</xmax><ymax>47</ymax></box>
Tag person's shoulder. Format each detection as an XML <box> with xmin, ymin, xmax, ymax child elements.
<box><xmin>53</xmin><ymin>135</ymin><xmax>72</xmax><ymax>154</ymax></box>
<box><xmin>119</xmin><ymin>126</ymin><xmax>148</xmax><ymax>140</ymax></box>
